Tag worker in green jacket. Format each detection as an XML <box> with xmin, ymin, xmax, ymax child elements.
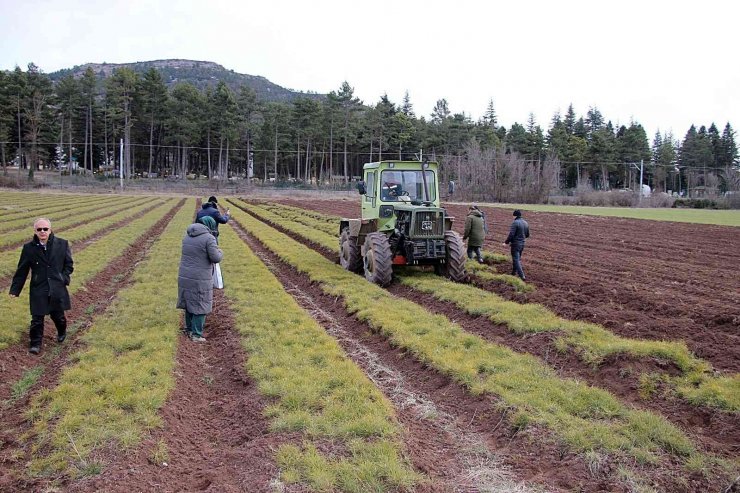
<box><xmin>463</xmin><ymin>204</ymin><xmax>486</xmax><ymax>263</ymax></box>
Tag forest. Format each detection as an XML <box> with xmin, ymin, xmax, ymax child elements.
<box><xmin>0</xmin><ymin>62</ymin><xmax>738</xmax><ymax>203</ymax></box>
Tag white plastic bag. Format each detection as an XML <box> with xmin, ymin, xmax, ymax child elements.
<box><xmin>212</xmin><ymin>263</ymin><xmax>224</xmax><ymax>289</ymax></box>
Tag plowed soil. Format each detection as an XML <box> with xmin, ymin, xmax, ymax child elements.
<box><xmin>270</xmin><ymin>198</ymin><xmax>740</xmax><ymax>375</ymax></box>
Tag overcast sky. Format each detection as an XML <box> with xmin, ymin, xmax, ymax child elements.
<box><xmin>2</xmin><ymin>0</ymin><xmax>738</xmax><ymax>142</ymax></box>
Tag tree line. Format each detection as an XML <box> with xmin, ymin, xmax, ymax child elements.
<box><xmin>1</xmin><ymin>63</ymin><xmax>738</xmax><ymax>198</ymax></box>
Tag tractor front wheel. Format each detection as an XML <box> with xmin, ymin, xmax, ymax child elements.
<box><xmin>435</xmin><ymin>231</ymin><xmax>468</xmax><ymax>282</ymax></box>
<box><xmin>363</xmin><ymin>232</ymin><xmax>393</xmax><ymax>286</ymax></box>
<box><xmin>339</xmin><ymin>228</ymin><xmax>362</xmax><ymax>273</ymax></box>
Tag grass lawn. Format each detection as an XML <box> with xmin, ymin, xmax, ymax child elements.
<box><xmin>457</xmin><ymin>203</ymin><xmax>740</xmax><ymax>227</ymax></box>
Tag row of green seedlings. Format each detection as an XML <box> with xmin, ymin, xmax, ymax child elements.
<box><xmin>0</xmin><ymin>194</ymin><xmax>132</xmax><ymax>233</ymax></box>
<box><xmin>245</xmin><ymin>201</ymin><xmax>739</xmax><ymax>412</ymax></box>
<box><xmin>219</xmin><ymin>223</ymin><xmax>419</xmax><ymax>492</ymax></box>
<box><xmin>23</xmin><ymin>199</ymin><xmax>191</xmax><ymax>477</ymax></box>
<box><xmin>258</xmin><ymin>202</ymin><xmax>338</xmax><ymax>236</ymax></box>
<box><xmin>0</xmin><ymin>196</ymin><xmax>147</xmax><ymax>248</ymax></box>
<box><xmin>399</xmin><ymin>272</ymin><xmax>739</xmax><ymax>412</ymax></box>
<box><xmin>257</xmin><ymin>201</ymin><xmax>532</xmax><ymax>293</ymax></box>
<box><xmin>228</xmin><ymin>199</ymin><xmax>733</xmax><ymax>481</ymax></box>
<box><xmin>0</xmin><ymin>199</ymin><xmax>179</xmax><ymax>350</ymax></box>
<box><xmin>0</xmin><ymin>197</ymin><xmax>165</xmax><ymax>280</ymax></box>
<box><xmin>0</xmin><ymin>193</ymin><xmax>96</xmax><ymax>218</ymax></box>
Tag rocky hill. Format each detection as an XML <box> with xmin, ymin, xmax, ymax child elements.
<box><xmin>48</xmin><ymin>59</ymin><xmax>324</xmax><ymax>102</ymax></box>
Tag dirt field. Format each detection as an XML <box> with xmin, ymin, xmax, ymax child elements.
<box><xmin>1</xmin><ymin>192</ymin><xmax>737</xmax><ymax>492</ymax></box>
<box><xmin>272</xmin><ymin>198</ymin><xmax>740</xmax><ymax>375</ymax></box>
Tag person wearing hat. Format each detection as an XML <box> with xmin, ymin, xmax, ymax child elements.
<box><xmin>463</xmin><ymin>204</ymin><xmax>486</xmax><ymax>263</ymax></box>
<box><xmin>503</xmin><ymin>209</ymin><xmax>530</xmax><ymax>281</ymax></box>
<box><xmin>196</xmin><ymin>195</ymin><xmax>230</xmax><ymax>240</ymax></box>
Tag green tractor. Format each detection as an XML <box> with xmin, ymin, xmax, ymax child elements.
<box><xmin>339</xmin><ymin>160</ymin><xmax>467</xmax><ymax>286</ymax></box>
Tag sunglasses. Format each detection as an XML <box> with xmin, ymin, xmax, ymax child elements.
<box><xmin>36</xmin><ymin>227</ymin><xmax>50</xmax><ymax>232</ymax></box>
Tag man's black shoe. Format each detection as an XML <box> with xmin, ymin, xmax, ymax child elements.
<box><xmin>29</xmin><ymin>346</ymin><xmax>41</xmax><ymax>355</ymax></box>
<box><xmin>57</xmin><ymin>333</ymin><xmax>66</xmax><ymax>343</ymax></box>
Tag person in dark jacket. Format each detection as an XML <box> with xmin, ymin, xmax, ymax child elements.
<box><xmin>177</xmin><ymin>219</ymin><xmax>223</xmax><ymax>342</ymax></box>
<box><xmin>195</xmin><ymin>196</ymin><xmax>230</xmax><ymax>239</ymax></box>
<box><xmin>9</xmin><ymin>218</ymin><xmax>74</xmax><ymax>354</ymax></box>
<box><xmin>504</xmin><ymin>209</ymin><xmax>530</xmax><ymax>281</ymax></box>
<box><xmin>463</xmin><ymin>205</ymin><xmax>486</xmax><ymax>263</ymax></box>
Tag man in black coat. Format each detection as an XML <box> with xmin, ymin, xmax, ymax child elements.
<box><xmin>9</xmin><ymin>218</ymin><xmax>74</xmax><ymax>354</ymax></box>
<box><xmin>503</xmin><ymin>209</ymin><xmax>530</xmax><ymax>281</ymax></box>
<box><xmin>195</xmin><ymin>195</ymin><xmax>230</xmax><ymax>239</ymax></box>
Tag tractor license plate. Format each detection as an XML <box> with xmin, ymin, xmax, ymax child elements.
<box><xmin>421</xmin><ymin>220</ymin><xmax>433</xmax><ymax>231</ymax></box>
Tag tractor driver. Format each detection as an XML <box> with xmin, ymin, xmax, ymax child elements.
<box><xmin>382</xmin><ymin>173</ymin><xmax>406</xmax><ymax>200</ymax></box>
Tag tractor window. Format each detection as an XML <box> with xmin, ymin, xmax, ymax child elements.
<box><xmin>380</xmin><ymin>170</ymin><xmax>436</xmax><ymax>202</ymax></box>
<box><xmin>366</xmin><ymin>171</ymin><xmax>375</xmax><ymax>199</ymax></box>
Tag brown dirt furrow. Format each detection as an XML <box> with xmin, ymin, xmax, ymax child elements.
<box><xmin>269</xmin><ymin>199</ymin><xmax>740</xmax><ymax>374</ymax></box>
<box><xmin>67</xmin><ymin>288</ymin><xmax>285</xmax><ymax>493</ymax></box>
<box><xmin>229</xmin><ymin>216</ymin><xmax>598</xmax><ymax>493</ymax></box>
<box><xmin>0</xmin><ymin>199</ymin><xmax>185</xmax><ymax>491</ymax></box>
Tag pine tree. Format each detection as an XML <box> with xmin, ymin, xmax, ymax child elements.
<box><xmin>139</xmin><ymin>68</ymin><xmax>168</xmax><ymax>176</ymax></box>
<box><xmin>563</xmin><ymin>104</ymin><xmax>576</xmax><ymax>135</ymax></box>
<box><xmin>80</xmin><ymin>67</ymin><xmax>97</xmax><ymax>172</ymax></box>
<box><xmin>720</xmin><ymin>123</ymin><xmax>738</xmax><ymax>167</ymax></box>
<box><xmin>401</xmin><ymin>90</ymin><xmax>414</xmax><ymax>118</ymax></box>
<box><xmin>23</xmin><ymin>63</ymin><xmax>53</xmax><ymax>180</ymax></box>
<box><xmin>482</xmin><ymin>98</ymin><xmax>497</xmax><ymax>129</ymax></box>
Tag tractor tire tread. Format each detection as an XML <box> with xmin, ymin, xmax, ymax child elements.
<box><xmin>364</xmin><ymin>232</ymin><xmax>393</xmax><ymax>286</ymax></box>
<box><xmin>444</xmin><ymin>231</ymin><xmax>468</xmax><ymax>283</ymax></box>
<box><xmin>340</xmin><ymin>228</ymin><xmax>362</xmax><ymax>273</ymax></box>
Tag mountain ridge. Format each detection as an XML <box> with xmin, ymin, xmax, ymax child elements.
<box><xmin>48</xmin><ymin>58</ymin><xmax>324</xmax><ymax>102</ymax></box>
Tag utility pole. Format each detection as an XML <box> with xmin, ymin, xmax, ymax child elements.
<box><xmin>639</xmin><ymin>159</ymin><xmax>644</xmax><ymax>205</ymax></box>
<box><xmin>120</xmin><ymin>138</ymin><xmax>124</xmax><ymax>190</ymax></box>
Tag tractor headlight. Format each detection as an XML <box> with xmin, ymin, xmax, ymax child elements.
<box><xmin>379</xmin><ymin>205</ymin><xmax>394</xmax><ymax>218</ymax></box>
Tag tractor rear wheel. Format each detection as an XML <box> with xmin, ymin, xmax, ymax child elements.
<box><xmin>435</xmin><ymin>231</ymin><xmax>468</xmax><ymax>282</ymax></box>
<box><xmin>363</xmin><ymin>232</ymin><xmax>393</xmax><ymax>286</ymax></box>
<box><xmin>339</xmin><ymin>228</ymin><xmax>362</xmax><ymax>273</ymax></box>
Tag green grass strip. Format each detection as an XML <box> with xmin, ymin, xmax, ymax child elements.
<box><xmin>245</xmin><ymin>202</ymin><xmax>337</xmax><ymax>251</ymax></box>
<box><xmin>397</xmin><ymin>272</ymin><xmax>739</xmax><ymax>412</ymax></box>
<box><xmin>464</xmin><ymin>259</ymin><xmax>533</xmax><ymax>292</ymax></box>
<box><xmin>219</xmin><ymin>225</ymin><xmax>419</xmax><ymax>492</ymax></box>
<box><xmin>0</xmin><ymin>199</ymin><xmax>178</xmax><ymax>350</ymax></box>
<box><xmin>0</xmin><ymin>195</ymin><xmax>126</xmax><ymax>233</ymax></box>
<box><xmin>464</xmin><ymin>203</ymin><xmax>740</xmax><ymax>227</ymax></box>
<box><xmin>228</xmin><ymin>199</ymin><xmax>697</xmax><ymax>466</ymax></box>
<box><xmin>0</xmin><ymin>197</ymin><xmax>166</xmax><ymax>279</ymax></box>
<box><xmin>0</xmin><ymin>193</ymin><xmax>93</xmax><ymax>218</ymax></box>
<box><xmin>25</xmin><ymin>199</ymin><xmax>192</xmax><ymax>477</ymax></box>
<box><xmin>0</xmin><ymin>196</ymin><xmax>147</xmax><ymax>247</ymax></box>
<box><xmin>260</xmin><ymin>202</ymin><xmax>339</xmax><ymax>236</ymax></box>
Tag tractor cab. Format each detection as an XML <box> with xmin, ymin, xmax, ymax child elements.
<box><xmin>339</xmin><ymin>161</ymin><xmax>467</xmax><ymax>286</ymax></box>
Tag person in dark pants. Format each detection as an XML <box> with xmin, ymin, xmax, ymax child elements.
<box><xmin>504</xmin><ymin>209</ymin><xmax>529</xmax><ymax>281</ymax></box>
<box><xmin>177</xmin><ymin>217</ymin><xmax>223</xmax><ymax>342</ymax></box>
<box><xmin>9</xmin><ymin>218</ymin><xmax>74</xmax><ymax>354</ymax></box>
<box><xmin>196</xmin><ymin>196</ymin><xmax>230</xmax><ymax>241</ymax></box>
<box><xmin>463</xmin><ymin>204</ymin><xmax>486</xmax><ymax>263</ymax></box>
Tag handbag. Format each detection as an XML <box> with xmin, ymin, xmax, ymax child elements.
<box><xmin>212</xmin><ymin>263</ymin><xmax>224</xmax><ymax>289</ymax></box>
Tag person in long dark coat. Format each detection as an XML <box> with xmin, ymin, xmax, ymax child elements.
<box><xmin>176</xmin><ymin>217</ymin><xmax>223</xmax><ymax>342</ymax></box>
<box><xmin>504</xmin><ymin>209</ymin><xmax>530</xmax><ymax>281</ymax></box>
<box><xmin>9</xmin><ymin>217</ymin><xmax>74</xmax><ymax>354</ymax></box>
